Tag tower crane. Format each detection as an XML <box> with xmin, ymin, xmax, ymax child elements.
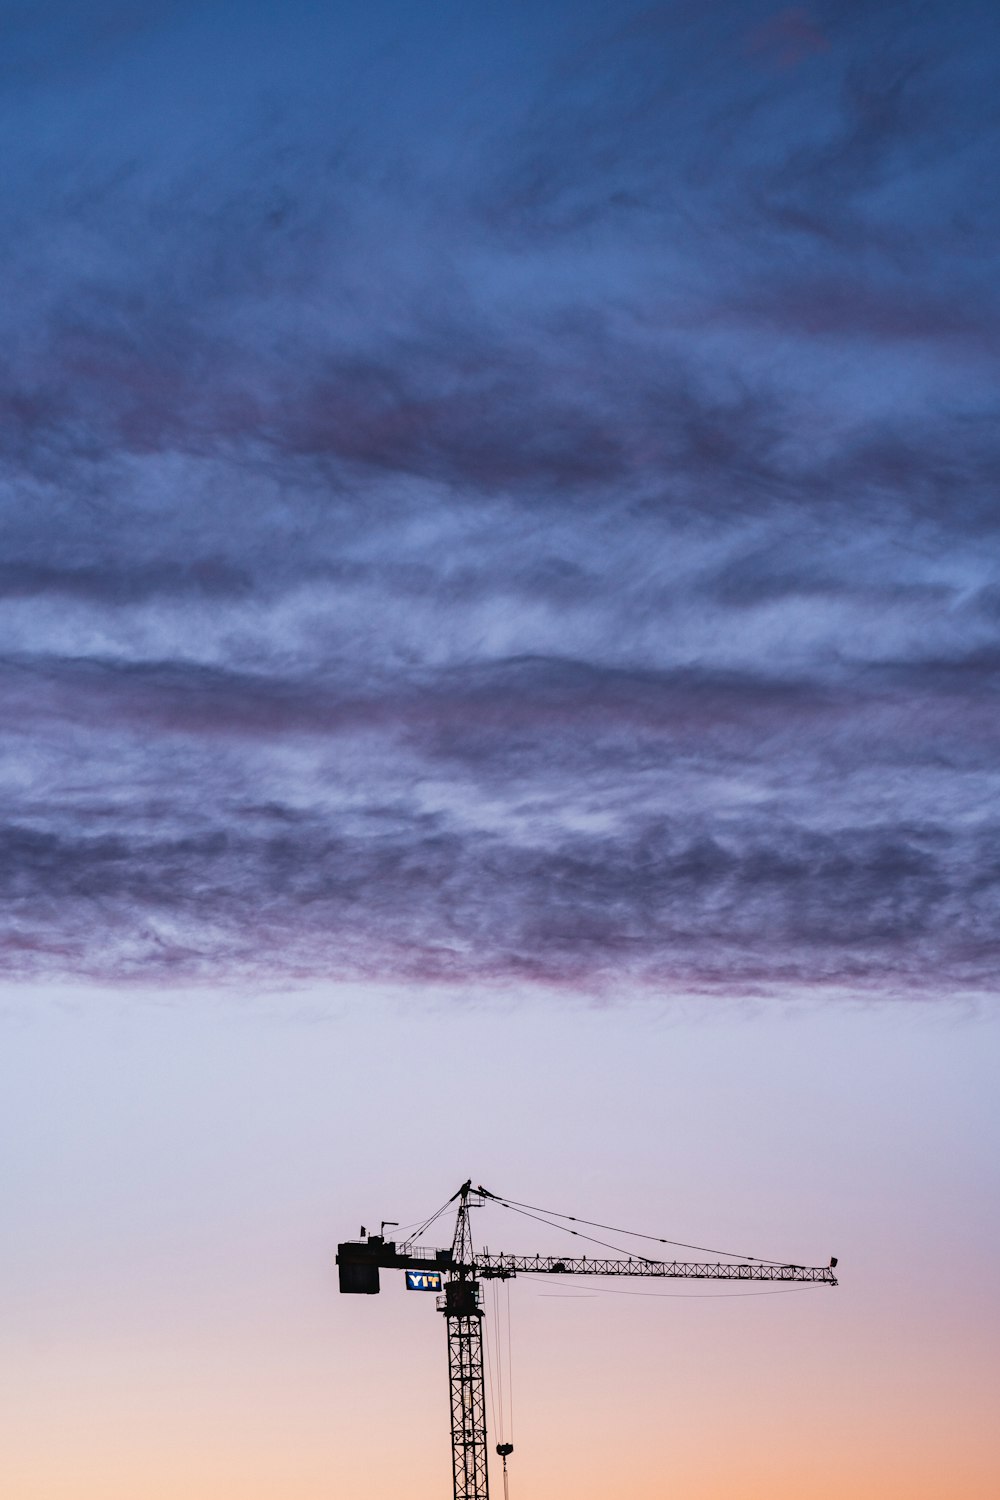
<box><xmin>337</xmin><ymin>1179</ymin><xmax>838</xmax><ymax>1500</ymax></box>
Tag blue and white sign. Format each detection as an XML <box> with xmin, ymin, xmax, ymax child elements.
<box><xmin>405</xmin><ymin>1270</ymin><xmax>443</xmax><ymax>1292</ymax></box>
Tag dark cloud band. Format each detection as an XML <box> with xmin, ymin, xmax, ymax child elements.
<box><xmin>1</xmin><ymin>0</ymin><xmax>997</xmax><ymax>997</ymax></box>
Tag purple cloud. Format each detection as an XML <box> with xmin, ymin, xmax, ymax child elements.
<box><xmin>1</xmin><ymin>0</ymin><xmax>998</xmax><ymax>998</ymax></box>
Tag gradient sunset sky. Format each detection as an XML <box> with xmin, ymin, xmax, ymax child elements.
<box><xmin>1</xmin><ymin>2</ymin><xmax>998</xmax><ymax>1498</ymax></box>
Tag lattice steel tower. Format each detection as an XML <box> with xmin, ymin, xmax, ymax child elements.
<box><xmin>440</xmin><ymin>1184</ymin><xmax>491</xmax><ymax>1500</ymax></box>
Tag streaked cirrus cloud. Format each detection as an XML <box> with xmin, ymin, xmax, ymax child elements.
<box><xmin>1</xmin><ymin>0</ymin><xmax>998</xmax><ymax>996</ymax></box>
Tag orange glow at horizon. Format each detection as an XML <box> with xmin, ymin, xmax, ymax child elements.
<box><xmin>2</xmin><ymin>993</ymin><xmax>998</xmax><ymax>1500</ymax></box>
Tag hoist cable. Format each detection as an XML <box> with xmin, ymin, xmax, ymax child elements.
<box><xmin>505</xmin><ymin>1276</ymin><xmax>514</xmax><ymax>1444</ymax></box>
<box><xmin>483</xmin><ymin>1293</ymin><xmax>500</xmax><ymax>1441</ymax></box>
<box><xmin>493</xmin><ymin>1279</ymin><xmax>505</xmax><ymax>1442</ymax></box>
<box><xmin>496</xmin><ymin>1278</ymin><xmax>505</xmax><ymax>1444</ymax></box>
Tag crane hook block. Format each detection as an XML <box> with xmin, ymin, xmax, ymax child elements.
<box><xmin>496</xmin><ymin>1444</ymin><xmax>514</xmax><ymax>1458</ymax></box>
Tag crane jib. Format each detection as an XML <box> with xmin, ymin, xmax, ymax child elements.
<box><xmin>475</xmin><ymin>1253</ymin><xmax>838</xmax><ymax>1283</ymax></box>
<box><xmin>336</xmin><ymin>1239</ymin><xmax>837</xmax><ymax>1290</ymax></box>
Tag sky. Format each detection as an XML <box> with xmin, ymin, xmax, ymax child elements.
<box><xmin>3</xmin><ymin>997</ymin><xmax>998</xmax><ymax>1500</ymax></box>
<box><xmin>0</xmin><ymin>1</ymin><xmax>998</xmax><ymax>1497</ymax></box>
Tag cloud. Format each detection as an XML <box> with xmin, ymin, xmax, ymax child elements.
<box><xmin>0</xmin><ymin>0</ymin><xmax>998</xmax><ymax>999</ymax></box>
<box><xmin>2</xmin><ymin>800</ymin><xmax>999</xmax><ymax>995</ymax></box>
<box><xmin>1</xmin><ymin>647</ymin><xmax>998</xmax><ymax>993</ymax></box>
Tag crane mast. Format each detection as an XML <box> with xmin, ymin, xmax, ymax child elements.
<box><xmin>336</xmin><ymin>1179</ymin><xmax>838</xmax><ymax>1500</ymax></box>
<box><xmin>442</xmin><ymin>1185</ymin><xmax>491</xmax><ymax>1500</ymax></box>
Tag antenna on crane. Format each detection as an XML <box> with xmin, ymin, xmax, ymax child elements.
<box><xmin>336</xmin><ymin>1180</ymin><xmax>838</xmax><ymax>1499</ymax></box>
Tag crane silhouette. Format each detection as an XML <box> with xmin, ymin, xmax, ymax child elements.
<box><xmin>337</xmin><ymin>1179</ymin><xmax>838</xmax><ymax>1500</ymax></box>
